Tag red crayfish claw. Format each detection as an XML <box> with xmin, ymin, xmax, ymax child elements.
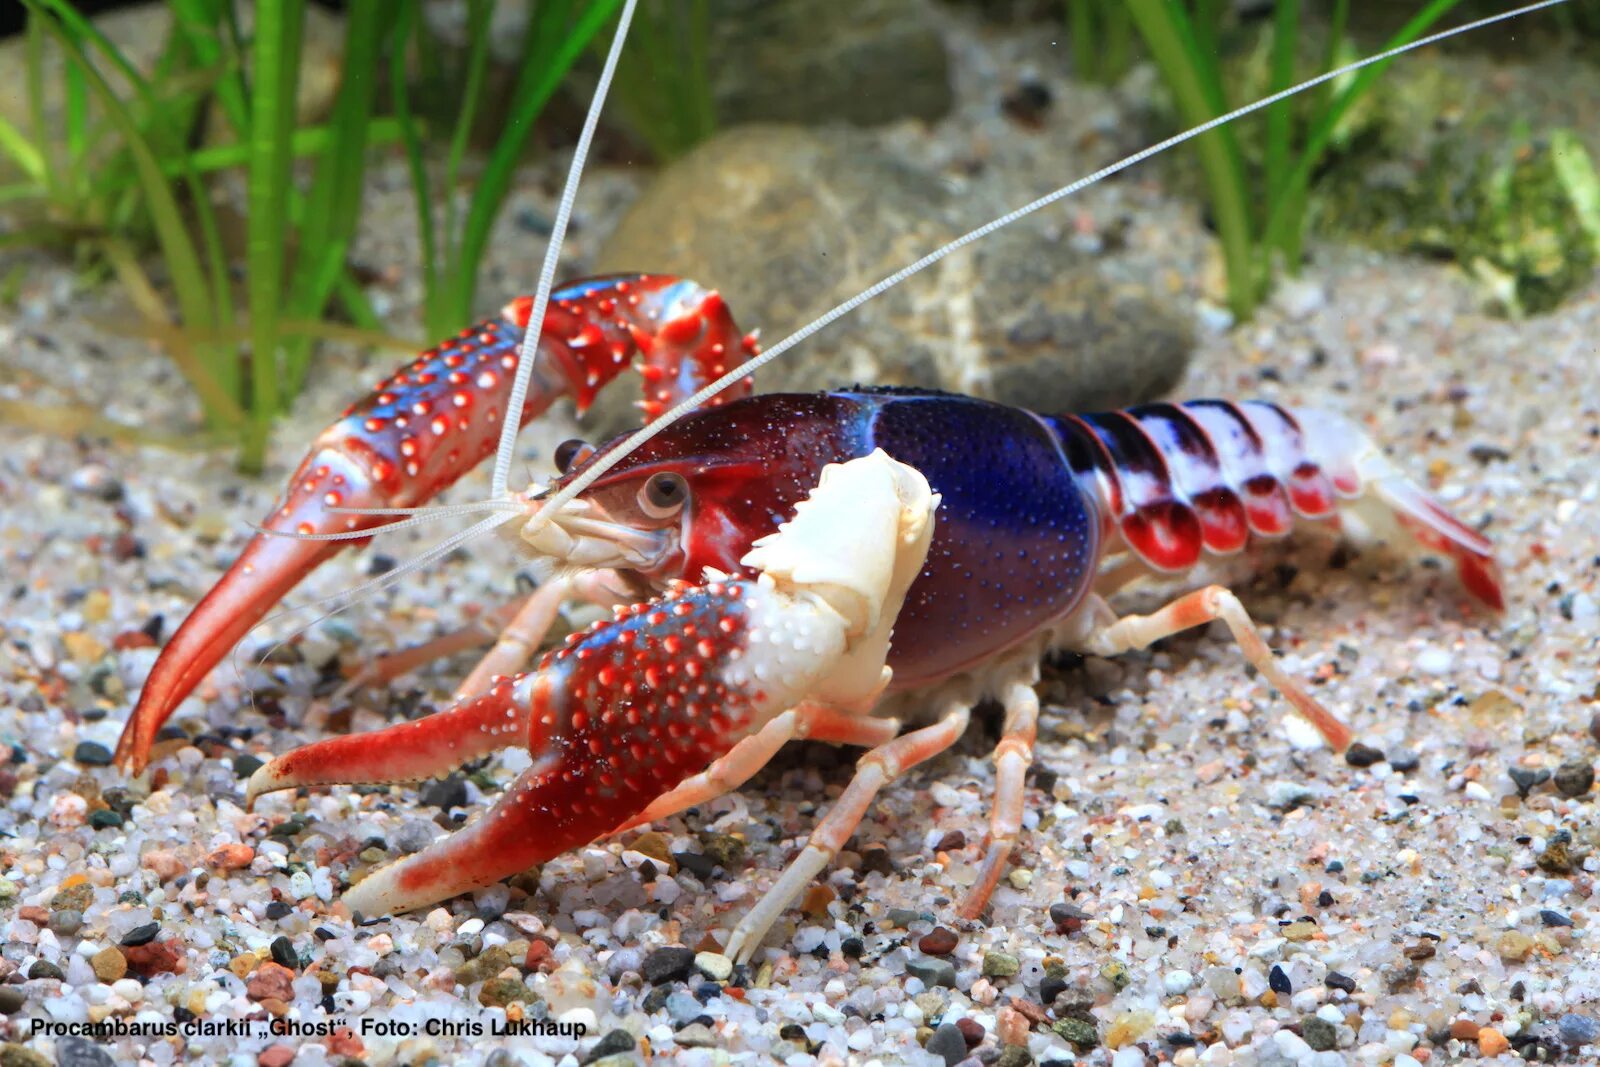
<box><xmin>116</xmin><ymin>275</ymin><xmax>757</xmax><ymax>774</ymax></box>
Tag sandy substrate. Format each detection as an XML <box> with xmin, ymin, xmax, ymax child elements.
<box><xmin>2</xmin><ymin>12</ymin><xmax>1599</xmax><ymax>1067</ymax></box>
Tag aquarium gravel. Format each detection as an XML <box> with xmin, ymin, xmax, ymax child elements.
<box><xmin>1</xmin><ymin>11</ymin><xmax>1598</xmax><ymax>1067</ymax></box>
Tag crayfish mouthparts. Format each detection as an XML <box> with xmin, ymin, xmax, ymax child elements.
<box><xmin>244</xmin><ymin>451</ymin><xmax>937</xmax><ymax>924</ymax></box>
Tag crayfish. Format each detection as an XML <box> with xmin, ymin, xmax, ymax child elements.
<box><xmin>114</xmin><ymin>0</ymin><xmax>1526</xmax><ymax>963</ymax></box>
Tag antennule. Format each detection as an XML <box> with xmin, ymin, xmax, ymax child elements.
<box><xmin>527</xmin><ymin>0</ymin><xmax>1568</xmax><ymax>531</ymax></box>
<box><xmin>249</xmin><ymin>501</ymin><xmax>525</xmax><ymax>542</ymax></box>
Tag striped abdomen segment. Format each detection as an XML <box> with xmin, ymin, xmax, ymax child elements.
<box><xmin>1046</xmin><ymin>400</ymin><xmax>1363</xmax><ymax>573</ymax></box>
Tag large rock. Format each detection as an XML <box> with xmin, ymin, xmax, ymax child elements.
<box><xmin>706</xmin><ymin>0</ymin><xmax>951</xmax><ymax>127</ymax></box>
<box><xmin>590</xmin><ymin>125</ymin><xmax>1193</xmax><ymax>435</ymax></box>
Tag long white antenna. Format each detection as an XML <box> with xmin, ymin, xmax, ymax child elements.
<box><xmin>490</xmin><ymin>0</ymin><xmax>640</xmax><ymax>499</ymax></box>
<box><xmin>529</xmin><ymin>0</ymin><xmax>1567</xmax><ymax>528</ymax></box>
<box><xmin>227</xmin><ymin>1</ymin><xmax>638</xmax><ymax>653</ymax></box>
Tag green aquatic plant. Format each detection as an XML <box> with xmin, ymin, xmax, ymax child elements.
<box><xmin>1066</xmin><ymin>0</ymin><xmax>1135</xmax><ymax>85</ymax></box>
<box><xmin>9</xmin><ymin>0</ymin><xmax>398</xmax><ymax>470</ymax></box>
<box><xmin>393</xmin><ymin>0</ymin><xmax>625</xmax><ymax>341</ymax></box>
<box><xmin>610</xmin><ymin>0</ymin><xmax>717</xmax><ymax>160</ymax></box>
<box><xmin>1119</xmin><ymin>0</ymin><xmax>1469</xmax><ymax>320</ymax></box>
<box><xmin>5</xmin><ymin>0</ymin><xmax>619</xmax><ymax>472</ymax></box>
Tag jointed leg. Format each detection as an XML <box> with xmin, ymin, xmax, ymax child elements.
<box><xmin>336</xmin><ymin>597</ymin><xmax>528</xmax><ymax>699</ymax></box>
<box><xmin>610</xmin><ymin>704</ymin><xmax>900</xmax><ymax>835</ymax></box>
<box><xmin>336</xmin><ymin>572</ymin><xmax>632</xmax><ymax>703</ymax></box>
<box><xmin>1079</xmin><ymin>585</ymin><xmax>1352</xmax><ymax>751</ymax></box>
<box><xmin>726</xmin><ymin>701</ymin><xmax>972</xmax><ymax>963</ymax></box>
<box><xmin>450</xmin><ymin>577</ymin><xmax>572</xmax><ymax>702</ymax></box>
<box><xmin>959</xmin><ymin>680</ymin><xmax>1039</xmax><ymax>919</ymax></box>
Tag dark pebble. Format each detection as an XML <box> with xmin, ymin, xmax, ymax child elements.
<box><xmin>1344</xmin><ymin>742</ymin><xmax>1385</xmax><ymax>768</ymax></box>
<box><xmin>121</xmin><ymin>922</ymin><xmax>160</xmax><ymax>947</ymax></box>
<box><xmin>1268</xmin><ymin>964</ymin><xmax>1291</xmax><ymax>994</ymax></box>
<box><xmin>233</xmin><ymin>754</ymin><xmax>265</xmax><ymax>779</ymax></box>
<box><xmin>420</xmin><ymin>775</ymin><xmax>469</xmax><ymax>810</ymax></box>
<box><xmin>581</xmin><ymin>1028</ymin><xmax>636</xmax><ymax>1065</ymax></box>
<box><xmin>859</xmin><ymin>843</ymin><xmax>894</xmax><ymax>876</ymax></box>
<box><xmin>1048</xmin><ymin>900</ymin><xmax>1089</xmax><ymax>933</ymax></box>
<box><xmin>1167</xmin><ymin>1031</ymin><xmax>1197</xmax><ymax>1047</ymax></box>
<box><xmin>58</xmin><ymin>1036</ymin><xmax>116</xmax><ymax>1067</ymax></box>
<box><xmin>1324</xmin><ymin>860</ymin><xmax>1344</xmax><ymax>873</ymax></box>
<box><xmin>927</xmin><ymin>1022</ymin><xmax>968</xmax><ymax>1066</ymax></box>
<box><xmin>1302</xmin><ymin>1015</ymin><xmax>1339</xmax><ymax>1051</ymax></box>
<box><xmin>1386</xmin><ymin>751</ymin><xmax>1420</xmax><ymax>773</ymax></box>
<box><xmin>906</xmin><ymin>956</ymin><xmax>957</xmax><ymax>988</ymax></box>
<box><xmin>265</xmin><ymin>901</ymin><xmax>292</xmax><ymax>921</ymax></box>
<box><xmin>1590</xmin><ymin>710</ymin><xmax>1600</xmax><ymax>746</ymax></box>
<box><xmin>270</xmin><ymin>936</ymin><xmax>298</xmax><ymax>969</ymax></box>
<box><xmin>673</xmin><ymin>851</ymin><xmax>716</xmax><ymax>880</ymax></box>
<box><xmin>101</xmin><ymin>787</ymin><xmax>135</xmax><ymax>816</ymax></box>
<box><xmin>1317</xmin><ymin>889</ymin><xmax>1335</xmax><ymax>908</ymax></box>
<box><xmin>1039</xmin><ymin>974</ymin><xmax>1067</xmax><ymax>1006</ymax></box>
<box><xmin>0</xmin><ymin>986</ymin><xmax>24</xmax><ymax>1013</ymax></box>
<box><xmin>956</xmin><ymin>1016</ymin><xmax>985</xmax><ymax>1048</ymax></box>
<box><xmin>640</xmin><ymin>984</ymin><xmax>673</xmax><ymax>1014</ymax></box>
<box><xmin>314</xmin><ymin>927</ymin><xmax>337</xmax><ymax>942</ymax></box>
<box><xmin>1325</xmin><ymin>971</ymin><xmax>1357</xmax><ymax>994</ymax></box>
<box><xmin>841</xmin><ymin>937</ymin><xmax>864</xmax><ymax>960</ymax></box>
<box><xmin>642</xmin><ymin>946</ymin><xmax>695</xmax><ymax>985</ymax></box>
<box><xmin>1541</xmin><ymin>909</ymin><xmax>1575</xmax><ymax>928</ymax></box>
<box><xmin>1554</xmin><ymin>760</ymin><xmax>1595</xmax><ymax>798</ymax></box>
<box><xmin>73</xmin><ymin>742</ymin><xmax>113</xmax><ymax>767</ymax></box>
<box><xmin>1000</xmin><ymin>78</ymin><xmax>1053</xmax><ymax>128</ymax></box>
<box><xmin>268</xmin><ymin>817</ymin><xmax>306</xmax><ymax>839</ymax></box>
<box><xmin>28</xmin><ymin>960</ymin><xmax>64</xmax><ymax>980</ymax></box>
<box><xmin>88</xmin><ymin>809</ymin><xmax>123</xmax><ymax>830</ymax></box>
<box><xmin>367</xmin><ymin>554</ymin><xmax>397</xmax><ymax>577</ymax></box>
<box><xmin>935</xmin><ymin>830</ymin><xmax>967</xmax><ymax>852</ymax></box>
<box><xmin>919</xmin><ymin>927</ymin><xmax>959</xmax><ymax>956</ymax></box>
<box><xmin>1509</xmin><ymin>766</ymin><xmax>1550</xmax><ymax>797</ymax></box>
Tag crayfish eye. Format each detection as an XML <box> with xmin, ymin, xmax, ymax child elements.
<box><xmin>639</xmin><ymin>472</ymin><xmax>689</xmax><ymax>518</ymax></box>
<box><xmin>554</xmin><ymin>438</ymin><xmax>594</xmax><ymax>474</ymax></box>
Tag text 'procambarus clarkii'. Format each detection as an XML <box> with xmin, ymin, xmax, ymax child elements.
<box><xmin>115</xmin><ymin>0</ymin><xmax>1549</xmax><ymax>962</ymax></box>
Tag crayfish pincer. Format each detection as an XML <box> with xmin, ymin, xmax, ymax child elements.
<box><xmin>245</xmin><ymin>450</ymin><xmax>937</xmax><ymax>949</ymax></box>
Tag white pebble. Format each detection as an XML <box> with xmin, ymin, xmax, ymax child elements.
<box><xmin>1113</xmin><ymin>1047</ymin><xmax>1149</xmax><ymax>1067</ymax></box>
<box><xmin>1415</xmin><ymin>647</ymin><xmax>1454</xmax><ymax>675</ymax></box>
<box><xmin>1165</xmin><ymin>970</ymin><xmax>1194</xmax><ymax>995</ymax></box>
<box><xmin>559</xmin><ymin>1007</ymin><xmax>597</xmax><ymax>1033</ymax></box>
<box><xmin>1283</xmin><ymin>713</ymin><xmax>1329</xmax><ymax>751</ymax></box>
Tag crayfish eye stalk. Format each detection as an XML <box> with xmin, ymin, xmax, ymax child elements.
<box><xmin>512</xmin><ymin>478</ymin><xmax>679</xmax><ymax>575</ymax></box>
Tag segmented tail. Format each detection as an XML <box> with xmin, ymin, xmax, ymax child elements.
<box><xmin>1048</xmin><ymin>400</ymin><xmax>1503</xmax><ymax>611</ymax></box>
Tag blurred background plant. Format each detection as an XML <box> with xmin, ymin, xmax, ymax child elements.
<box><xmin>393</xmin><ymin>0</ymin><xmax>625</xmax><ymax>341</ymax></box>
<box><xmin>610</xmin><ymin>0</ymin><xmax>715</xmax><ymax>160</ymax></box>
<box><xmin>1064</xmin><ymin>0</ymin><xmax>1600</xmax><ymax>320</ymax></box>
<box><xmin>0</xmin><ymin>0</ymin><xmax>714</xmax><ymax>472</ymax></box>
<box><xmin>1108</xmin><ymin>0</ymin><xmax>1476</xmax><ymax>320</ymax></box>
